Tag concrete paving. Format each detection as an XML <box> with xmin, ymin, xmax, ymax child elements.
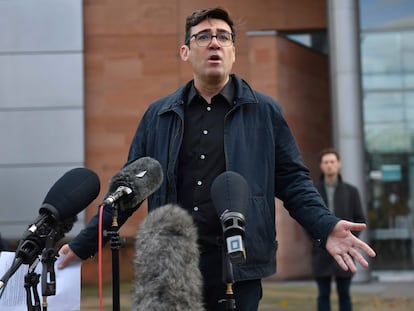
<box><xmin>283</xmin><ymin>271</ymin><xmax>414</xmax><ymax>300</ymax></box>
<box><xmin>352</xmin><ymin>271</ymin><xmax>414</xmax><ymax>299</ymax></box>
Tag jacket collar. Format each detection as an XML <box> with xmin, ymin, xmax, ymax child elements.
<box><xmin>318</xmin><ymin>173</ymin><xmax>344</xmax><ymax>185</ymax></box>
<box><xmin>187</xmin><ymin>77</ymin><xmax>235</xmax><ymax>107</ymax></box>
<box><xmin>158</xmin><ymin>74</ymin><xmax>259</xmax><ymax>114</ymax></box>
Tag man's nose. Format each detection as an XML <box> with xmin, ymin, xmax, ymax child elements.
<box><xmin>209</xmin><ymin>36</ymin><xmax>220</xmax><ymax>48</ymax></box>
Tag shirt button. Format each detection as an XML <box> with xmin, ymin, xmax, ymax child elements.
<box><xmin>200</xmin><ymin>154</ymin><xmax>206</xmax><ymax>160</ymax></box>
<box><xmin>193</xmin><ymin>206</ymin><xmax>199</xmax><ymax>212</ymax></box>
<box><xmin>203</xmin><ymin>130</ymin><xmax>208</xmax><ymax>135</ymax></box>
<box><xmin>206</xmin><ymin>106</ymin><xmax>212</xmax><ymax>111</ymax></box>
<box><xmin>197</xmin><ymin>180</ymin><xmax>203</xmax><ymax>186</ymax></box>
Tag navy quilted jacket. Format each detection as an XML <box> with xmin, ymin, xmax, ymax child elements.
<box><xmin>70</xmin><ymin>74</ymin><xmax>339</xmax><ymax>281</ymax></box>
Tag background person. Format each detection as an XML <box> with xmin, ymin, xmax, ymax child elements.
<box><xmin>312</xmin><ymin>148</ymin><xmax>367</xmax><ymax>311</ymax></box>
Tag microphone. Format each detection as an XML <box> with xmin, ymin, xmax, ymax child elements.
<box><xmin>0</xmin><ymin>167</ymin><xmax>100</xmax><ymax>289</ymax></box>
<box><xmin>103</xmin><ymin>157</ymin><xmax>163</xmax><ymax>211</ymax></box>
<box><xmin>211</xmin><ymin>171</ymin><xmax>249</xmax><ymax>265</ymax></box>
<box><xmin>132</xmin><ymin>204</ymin><xmax>204</xmax><ymax>311</ymax></box>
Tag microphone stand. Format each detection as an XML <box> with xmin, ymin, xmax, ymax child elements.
<box><xmin>23</xmin><ymin>226</ymin><xmax>58</xmax><ymax>311</ymax></box>
<box><xmin>24</xmin><ymin>259</ymin><xmax>41</xmax><ymax>311</ymax></box>
<box><xmin>105</xmin><ymin>203</ymin><xmax>122</xmax><ymax>311</ymax></box>
<box><xmin>40</xmin><ymin>229</ymin><xmax>59</xmax><ymax>311</ymax></box>
<box><xmin>220</xmin><ymin>247</ymin><xmax>236</xmax><ymax>310</ymax></box>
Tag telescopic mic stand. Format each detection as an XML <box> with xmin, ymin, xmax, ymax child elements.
<box><xmin>40</xmin><ymin>229</ymin><xmax>59</xmax><ymax>311</ymax></box>
<box><xmin>103</xmin><ymin>202</ymin><xmax>123</xmax><ymax>311</ymax></box>
<box><xmin>219</xmin><ymin>247</ymin><xmax>236</xmax><ymax>310</ymax></box>
<box><xmin>24</xmin><ymin>258</ymin><xmax>41</xmax><ymax>311</ymax></box>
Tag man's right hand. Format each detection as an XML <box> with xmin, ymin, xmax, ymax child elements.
<box><xmin>58</xmin><ymin>244</ymin><xmax>81</xmax><ymax>269</ymax></box>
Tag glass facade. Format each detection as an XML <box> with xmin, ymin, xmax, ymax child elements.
<box><xmin>359</xmin><ymin>0</ymin><xmax>414</xmax><ymax>270</ymax></box>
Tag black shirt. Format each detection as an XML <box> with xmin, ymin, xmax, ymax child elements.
<box><xmin>177</xmin><ymin>78</ymin><xmax>235</xmax><ymax>252</ymax></box>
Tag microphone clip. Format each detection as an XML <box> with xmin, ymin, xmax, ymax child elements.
<box><xmin>103</xmin><ymin>186</ymin><xmax>133</xmax><ymax>206</ymax></box>
<box><xmin>220</xmin><ymin>211</ymin><xmax>246</xmax><ymax>238</ymax></box>
<box><xmin>220</xmin><ymin>211</ymin><xmax>246</xmax><ymax>264</ymax></box>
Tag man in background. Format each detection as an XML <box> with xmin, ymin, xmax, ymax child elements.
<box><xmin>312</xmin><ymin>148</ymin><xmax>367</xmax><ymax>311</ymax></box>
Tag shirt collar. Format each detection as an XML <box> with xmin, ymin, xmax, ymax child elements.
<box><xmin>187</xmin><ymin>76</ymin><xmax>235</xmax><ymax>106</ymax></box>
<box><xmin>324</xmin><ymin>179</ymin><xmax>338</xmax><ymax>188</ymax></box>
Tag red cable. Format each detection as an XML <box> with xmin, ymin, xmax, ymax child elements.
<box><xmin>98</xmin><ymin>204</ymin><xmax>105</xmax><ymax>311</ymax></box>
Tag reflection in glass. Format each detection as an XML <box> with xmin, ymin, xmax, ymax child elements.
<box><xmin>365</xmin><ymin>123</ymin><xmax>410</xmax><ymax>153</ymax></box>
<box><xmin>362</xmin><ymin>73</ymin><xmax>403</xmax><ymax>89</ymax></box>
<box><xmin>359</xmin><ymin>0</ymin><xmax>414</xmax><ymax>31</ymax></box>
<box><xmin>360</xmin><ymin>0</ymin><xmax>414</xmax><ymax>270</ymax></box>
<box><xmin>363</xmin><ymin>92</ymin><xmax>404</xmax><ymax>123</ymax></box>
<box><xmin>361</xmin><ymin>32</ymin><xmax>401</xmax><ymax>74</ymax></box>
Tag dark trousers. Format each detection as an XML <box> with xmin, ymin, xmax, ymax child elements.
<box><xmin>200</xmin><ymin>249</ymin><xmax>262</xmax><ymax>311</ymax></box>
<box><xmin>316</xmin><ymin>276</ymin><xmax>353</xmax><ymax>311</ymax></box>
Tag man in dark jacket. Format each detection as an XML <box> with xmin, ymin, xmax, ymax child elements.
<box><xmin>59</xmin><ymin>7</ymin><xmax>375</xmax><ymax>311</ymax></box>
<box><xmin>312</xmin><ymin>148</ymin><xmax>366</xmax><ymax>311</ymax></box>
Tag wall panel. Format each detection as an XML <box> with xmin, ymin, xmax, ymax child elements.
<box><xmin>0</xmin><ymin>0</ymin><xmax>86</xmax><ymax>238</ymax></box>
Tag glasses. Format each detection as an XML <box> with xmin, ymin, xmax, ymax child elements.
<box><xmin>190</xmin><ymin>31</ymin><xmax>234</xmax><ymax>47</ymax></box>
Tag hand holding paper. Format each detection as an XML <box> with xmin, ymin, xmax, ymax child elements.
<box><xmin>0</xmin><ymin>251</ymin><xmax>81</xmax><ymax>311</ymax></box>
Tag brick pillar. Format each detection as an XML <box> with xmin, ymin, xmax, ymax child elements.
<box><xmin>247</xmin><ymin>31</ymin><xmax>331</xmax><ymax>280</ymax></box>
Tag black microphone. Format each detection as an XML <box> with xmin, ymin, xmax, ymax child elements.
<box><xmin>211</xmin><ymin>171</ymin><xmax>249</xmax><ymax>265</ymax></box>
<box><xmin>132</xmin><ymin>204</ymin><xmax>204</xmax><ymax>311</ymax></box>
<box><xmin>0</xmin><ymin>167</ymin><xmax>100</xmax><ymax>289</ymax></box>
<box><xmin>103</xmin><ymin>157</ymin><xmax>163</xmax><ymax>211</ymax></box>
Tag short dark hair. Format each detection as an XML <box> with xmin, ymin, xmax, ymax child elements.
<box><xmin>319</xmin><ymin>147</ymin><xmax>340</xmax><ymax>163</ymax></box>
<box><xmin>184</xmin><ymin>7</ymin><xmax>235</xmax><ymax>46</ymax></box>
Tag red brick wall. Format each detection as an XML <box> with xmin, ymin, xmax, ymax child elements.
<box><xmin>247</xmin><ymin>34</ymin><xmax>330</xmax><ymax>280</ymax></box>
<box><xmin>81</xmin><ymin>0</ymin><xmax>330</xmax><ymax>284</ymax></box>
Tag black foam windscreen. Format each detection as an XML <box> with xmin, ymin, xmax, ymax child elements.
<box><xmin>107</xmin><ymin>157</ymin><xmax>163</xmax><ymax>210</ymax></box>
<box><xmin>211</xmin><ymin>171</ymin><xmax>249</xmax><ymax>216</ymax></box>
<box><xmin>40</xmin><ymin>167</ymin><xmax>101</xmax><ymax>221</ymax></box>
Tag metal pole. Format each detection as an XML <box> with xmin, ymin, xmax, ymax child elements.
<box><xmin>327</xmin><ymin>0</ymin><xmax>371</xmax><ymax>282</ymax></box>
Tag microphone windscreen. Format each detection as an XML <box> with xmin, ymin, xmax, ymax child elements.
<box><xmin>40</xmin><ymin>167</ymin><xmax>101</xmax><ymax>221</ymax></box>
<box><xmin>132</xmin><ymin>204</ymin><xmax>204</xmax><ymax>311</ymax></box>
<box><xmin>211</xmin><ymin>171</ymin><xmax>249</xmax><ymax>215</ymax></box>
<box><xmin>108</xmin><ymin>157</ymin><xmax>163</xmax><ymax>210</ymax></box>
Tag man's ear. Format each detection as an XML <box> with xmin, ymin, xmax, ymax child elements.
<box><xmin>180</xmin><ymin>45</ymin><xmax>189</xmax><ymax>61</ymax></box>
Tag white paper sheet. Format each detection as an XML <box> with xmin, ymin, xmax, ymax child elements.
<box><xmin>0</xmin><ymin>251</ymin><xmax>81</xmax><ymax>311</ymax></box>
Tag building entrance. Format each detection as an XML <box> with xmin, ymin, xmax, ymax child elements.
<box><xmin>367</xmin><ymin>153</ymin><xmax>414</xmax><ymax>270</ymax></box>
